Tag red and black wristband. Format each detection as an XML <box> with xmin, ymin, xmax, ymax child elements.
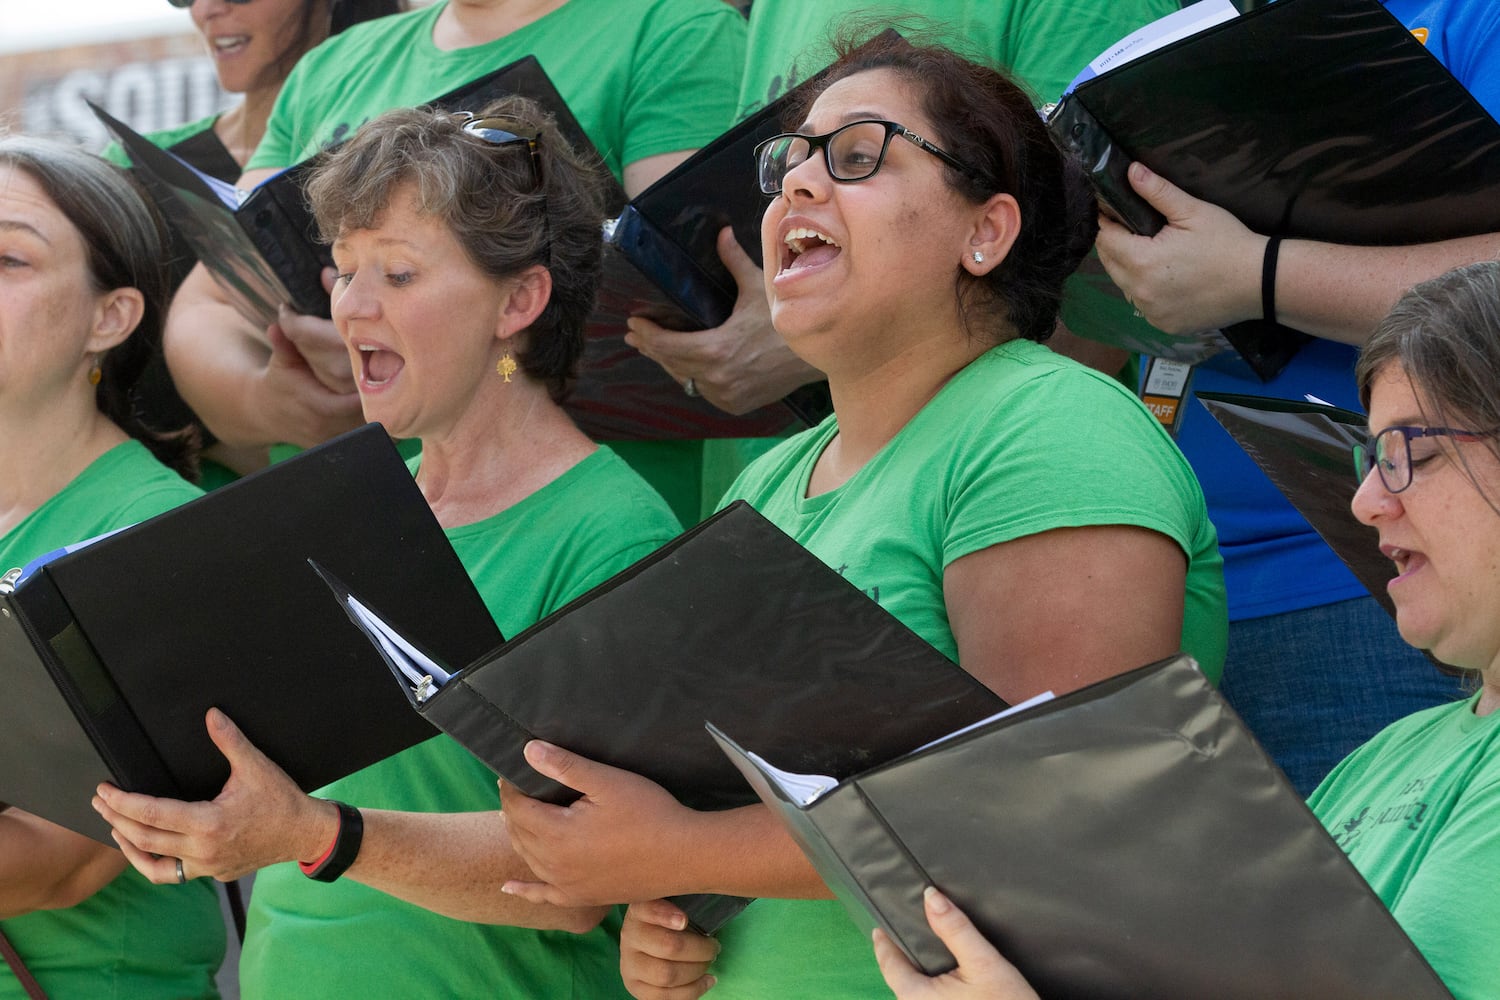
<box><xmin>299</xmin><ymin>799</ymin><xmax>363</xmax><ymax>883</ymax></box>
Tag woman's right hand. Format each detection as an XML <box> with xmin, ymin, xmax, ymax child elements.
<box><xmin>620</xmin><ymin>899</ymin><xmax>719</xmax><ymax>1000</ymax></box>
<box><xmin>92</xmin><ymin>707</ymin><xmax>338</xmax><ymax>883</ymax></box>
<box><xmin>873</xmin><ymin>888</ymin><xmax>1041</xmax><ymax>1000</ymax></box>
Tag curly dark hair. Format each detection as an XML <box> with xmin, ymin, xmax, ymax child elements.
<box><xmin>784</xmin><ymin>28</ymin><xmax>1098</xmax><ymax>344</ymax></box>
<box><xmin>305</xmin><ymin>98</ymin><xmax>609</xmax><ymax>399</ymax></box>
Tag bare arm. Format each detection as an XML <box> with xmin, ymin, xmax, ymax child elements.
<box><xmin>623</xmin><ymin>151</ymin><xmax>695</xmax><ymax>200</ymax></box>
<box><xmin>0</xmin><ymin>809</ymin><xmax>126</xmax><ymax>919</ymax></box>
<box><xmin>945</xmin><ymin>524</ymin><xmax>1187</xmax><ymax>703</ymax></box>
<box><xmin>1095</xmin><ymin>163</ymin><xmax>1500</xmax><ymax>345</ymax></box>
<box><xmin>164</xmin><ymin>168</ymin><xmax>362</xmax><ymax>449</ymax></box>
<box><xmin>92</xmin><ymin>709</ymin><xmax>605</xmax><ymax>931</ymax></box>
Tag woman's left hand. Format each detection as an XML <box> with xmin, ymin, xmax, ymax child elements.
<box><xmin>499</xmin><ymin>740</ymin><xmax>700</xmax><ymax>906</ymax></box>
<box><xmin>873</xmin><ymin>888</ymin><xmax>1041</xmax><ymax>1000</ymax></box>
<box><xmin>1094</xmin><ymin>162</ymin><xmax>1265</xmax><ymax>335</ymax></box>
<box><xmin>92</xmin><ymin>708</ymin><xmax>336</xmax><ymax>883</ymax></box>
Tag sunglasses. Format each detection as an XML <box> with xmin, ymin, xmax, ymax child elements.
<box><xmin>455</xmin><ymin>113</ymin><xmax>545</xmax><ymax>188</ymax></box>
<box><xmin>452</xmin><ymin>112</ymin><xmax>550</xmax><ymax>264</ymax></box>
<box><xmin>168</xmin><ymin>0</ymin><xmax>253</xmax><ymax>7</ymax></box>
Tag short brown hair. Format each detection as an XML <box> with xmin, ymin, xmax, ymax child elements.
<box><xmin>306</xmin><ymin>98</ymin><xmax>608</xmax><ymax>397</ymax></box>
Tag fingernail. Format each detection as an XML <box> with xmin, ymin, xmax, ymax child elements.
<box><xmin>703</xmin><ymin>976</ymin><xmax>717</xmax><ymax>990</ymax></box>
<box><xmin>524</xmin><ymin>740</ymin><xmax>552</xmax><ymax>765</ymax></box>
<box><xmin>1130</xmin><ymin>162</ymin><xmax>1152</xmax><ymax>182</ymax></box>
<box><xmin>924</xmin><ymin>886</ymin><xmax>951</xmax><ymax>914</ymax></box>
<box><xmin>500</xmin><ymin>883</ymin><xmax>517</xmax><ymax>896</ymax></box>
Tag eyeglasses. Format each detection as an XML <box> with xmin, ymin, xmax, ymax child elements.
<box><xmin>456</xmin><ymin>113</ymin><xmax>544</xmax><ymax>187</ymax></box>
<box><xmin>753</xmin><ymin>119</ymin><xmax>980</xmax><ymax>195</ymax></box>
<box><xmin>167</xmin><ymin>0</ymin><xmax>253</xmax><ymax>7</ymax></box>
<box><xmin>453</xmin><ymin>112</ymin><xmax>550</xmax><ymax>264</ymax></box>
<box><xmin>1352</xmin><ymin>425</ymin><xmax>1492</xmax><ymax>493</ymax></box>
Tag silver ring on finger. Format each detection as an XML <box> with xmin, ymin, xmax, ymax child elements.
<box><xmin>175</xmin><ymin>857</ymin><xmax>187</xmax><ymax>884</ymax></box>
<box><xmin>683</xmin><ymin>377</ymin><xmax>699</xmax><ymax>398</ymax></box>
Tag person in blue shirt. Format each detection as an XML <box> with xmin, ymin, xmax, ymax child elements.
<box><xmin>1093</xmin><ymin>0</ymin><xmax>1500</xmax><ymax>795</ymax></box>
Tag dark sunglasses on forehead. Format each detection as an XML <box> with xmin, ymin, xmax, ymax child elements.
<box><xmin>451</xmin><ymin>112</ymin><xmax>551</xmax><ymax>264</ymax></box>
<box><xmin>167</xmin><ymin>0</ymin><xmax>253</xmax><ymax>7</ymax></box>
<box><xmin>454</xmin><ymin>112</ymin><xmax>545</xmax><ymax>188</ymax></box>
<box><xmin>754</xmin><ymin>118</ymin><xmax>982</xmax><ymax>195</ymax></box>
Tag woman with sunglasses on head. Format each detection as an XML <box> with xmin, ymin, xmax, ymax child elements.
<box><xmin>94</xmin><ymin>99</ymin><xmax>681</xmax><ymax>999</ymax></box>
<box><xmin>101</xmin><ymin>0</ymin><xmax>404</xmax><ymax>490</ymax></box>
<box><xmin>876</xmin><ymin>260</ymin><xmax>1500</xmax><ymax>1000</ymax></box>
<box><xmin>0</xmin><ymin>138</ymin><xmax>219</xmax><ymax>999</ymax></box>
<box><xmin>495</xmin><ymin>33</ymin><xmax>1226</xmax><ymax>1000</ymax></box>
<box><xmin>161</xmin><ymin>0</ymin><xmax>746</xmax><ymax>527</ymax></box>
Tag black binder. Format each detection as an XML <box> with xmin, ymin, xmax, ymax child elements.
<box><xmin>322</xmin><ymin>499</ymin><xmax>1003</xmax><ymax>934</ymax></box>
<box><xmin>0</xmin><ymin>424</ymin><xmax>499</xmax><ymax>842</ymax></box>
<box><xmin>713</xmin><ymin>654</ymin><xmax>1454</xmax><ymax>1000</ymax></box>
<box><xmin>1047</xmin><ymin>0</ymin><xmax>1500</xmax><ymax>380</ymax></box>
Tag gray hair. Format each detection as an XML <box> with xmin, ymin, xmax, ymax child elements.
<box><xmin>1358</xmin><ymin>260</ymin><xmax>1500</xmax><ymax>506</ymax></box>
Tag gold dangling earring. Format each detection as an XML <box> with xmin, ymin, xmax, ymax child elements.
<box><xmin>496</xmin><ymin>352</ymin><xmax>517</xmax><ymax>383</ymax></box>
<box><xmin>88</xmin><ymin>357</ymin><xmax>102</xmax><ymax>386</ymax></box>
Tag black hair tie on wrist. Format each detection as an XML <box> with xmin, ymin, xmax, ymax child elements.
<box><xmin>1262</xmin><ymin>236</ymin><xmax>1283</xmax><ymax>324</ymax></box>
<box><xmin>298</xmin><ymin>800</ymin><xmax>364</xmax><ymax>883</ymax></box>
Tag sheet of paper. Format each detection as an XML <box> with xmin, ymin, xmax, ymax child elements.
<box><xmin>346</xmin><ymin>596</ymin><xmax>452</xmax><ymax>699</ymax></box>
<box><xmin>1065</xmin><ymin>0</ymin><xmax>1238</xmax><ymax>94</ymax></box>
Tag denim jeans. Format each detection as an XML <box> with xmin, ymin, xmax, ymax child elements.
<box><xmin>1219</xmin><ymin>595</ymin><xmax>1471</xmax><ymax>797</ymax></box>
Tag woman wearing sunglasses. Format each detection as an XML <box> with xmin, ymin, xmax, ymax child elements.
<box><xmin>0</xmin><ymin>139</ymin><xmax>218</xmax><ymax>999</ymax></box>
<box><xmin>876</xmin><ymin>260</ymin><xmax>1500</xmax><ymax>1000</ymax></box>
<box><xmin>495</xmin><ymin>34</ymin><xmax>1226</xmax><ymax>1000</ymax></box>
<box><xmin>94</xmin><ymin>99</ymin><xmax>681</xmax><ymax>999</ymax></box>
<box><xmin>161</xmin><ymin>0</ymin><xmax>746</xmax><ymax>527</ymax></box>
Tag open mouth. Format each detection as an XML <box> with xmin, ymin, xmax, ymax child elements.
<box><xmin>780</xmin><ymin>227</ymin><xmax>842</xmax><ymax>274</ymax></box>
<box><xmin>358</xmin><ymin>345</ymin><xmax>405</xmax><ymax>388</ymax></box>
<box><xmin>211</xmin><ymin>36</ymin><xmax>250</xmax><ymax>56</ymax></box>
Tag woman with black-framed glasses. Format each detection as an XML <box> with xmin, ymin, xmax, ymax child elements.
<box><xmin>875</xmin><ymin>260</ymin><xmax>1500</xmax><ymax>1000</ymax></box>
<box><xmin>496</xmin><ymin>33</ymin><xmax>1226</xmax><ymax>1000</ymax></box>
<box><xmin>94</xmin><ymin>99</ymin><xmax>681</xmax><ymax>1000</ymax></box>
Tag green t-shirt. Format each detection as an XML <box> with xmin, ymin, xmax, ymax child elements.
<box><xmin>711</xmin><ymin>340</ymin><xmax>1227</xmax><ymax>999</ymax></box>
<box><xmin>698</xmin><ymin>0</ymin><xmax>1178</xmax><ymax>522</ymax></box>
<box><xmin>1308</xmin><ymin>694</ymin><xmax>1500</xmax><ymax>1000</ymax></box>
<box><xmin>239</xmin><ymin>446</ymin><xmax>679</xmax><ymax>999</ymax></box>
<box><xmin>246</xmin><ymin>0</ymin><xmax>746</xmax><ymax>528</ymax></box>
<box><xmin>0</xmin><ymin>442</ymin><xmax>221</xmax><ymax>1000</ymax></box>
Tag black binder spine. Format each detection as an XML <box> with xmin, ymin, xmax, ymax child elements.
<box><xmin>12</xmin><ymin>570</ymin><xmax>177</xmax><ymax>796</ymax></box>
<box><xmin>419</xmin><ymin>680</ymin><xmax>576</xmax><ymax>804</ymax></box>
<box><xmin>606</xmin><ymin>206</ymin><xmax>735</xmax><ymax>329</ymax></box>
<box><xmin>1046</xmin><ymin>95</ymin><xmax>1164</xmax><ymax>237</ymax></box>
<box><xmin>240</xmin><ymin>164</ymin><xmax>334</xmax><ymax>319</ymax></box>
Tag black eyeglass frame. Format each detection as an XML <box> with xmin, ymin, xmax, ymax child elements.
<box><xmin>1352</xmin><ymin>424</ymin><xmax>1493</xmax><ymax>493</ymax></box>
<box><xmin>753</xmin><ymin>118</ymin><xmax>981</xmax><ymax>196</ymax></box>
<box><xmin>167</xmin><ymin>0</ymin><xmax>253</xmax><ymax>7</ymax></box>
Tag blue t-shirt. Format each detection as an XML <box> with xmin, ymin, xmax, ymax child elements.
<box><xmin>1183</xmin><ymin>0</ymin><xmax>1500</xmax><ymax>620</ymax></box>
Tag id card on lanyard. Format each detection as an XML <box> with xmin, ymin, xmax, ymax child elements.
<box><xmin>1140</xmin><ymin>357</ymin><xmax>1194</xmax><ymax>437</ymax></box>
